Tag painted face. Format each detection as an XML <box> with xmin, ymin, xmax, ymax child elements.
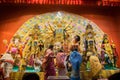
<box><xmin>88</xmin><ymin>32</ymin><xmax>93</xmax><ymax>38</ymax></box>
<box><xmin>54</xmin><ymin>42</ymin><xmax>62</xmax><ymax>51</ymax></box>
<box><xmin>15</xmin><ymin>38</ymin><xmax>19</xmax><ymax>45</ymax></box>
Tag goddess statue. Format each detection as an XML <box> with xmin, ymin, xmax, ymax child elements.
<box><xmin>8</xmin><ymin>35</ymin><xmax>23</xmax><ymax>58</ymax></box>
<box><xmin>45</xmin><ymin>20</ymin><xmax>73</xmax><ymax>44</ymax></box>
<box><xmin>111</xmin><ymin>43</ymin><xmax>118</xmax><ymax>67</ymax></box>
<box><xmin>101</xmin><ymin>34</ymin><xmax>114</xmax><ymax>68</ymax></box>
<box><xmin>83</xmin><ymin>24</ymin><xmax>97</xmax><ymax>56</ymax></box>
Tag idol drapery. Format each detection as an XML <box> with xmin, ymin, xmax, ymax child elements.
<box><xmin>90</xmin><ymin>55</ymin><xmax>102</xmax><ymax>79</ymax></box>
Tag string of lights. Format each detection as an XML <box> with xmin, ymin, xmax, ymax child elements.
<box><xmin>0</xmin><ymin>0</ymin><xmax>120</xmax><ymax>6</ymax></box>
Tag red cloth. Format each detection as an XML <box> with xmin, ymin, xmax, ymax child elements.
<box><xmin>56</xmin><ymin>52</ymin><xmax>66</xmax><ymax>68</ymax></box>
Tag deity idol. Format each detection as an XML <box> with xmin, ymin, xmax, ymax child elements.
<box><xmin>8</xmin><ymin>35</ymin><xmax>24</xmax><ymax>59</ymax></box>
<box><xmin>101</xmin><ymin>34</ymin><xmax>114</xmax><ymax>68</ymax></box>
<box><xmin>0</xmin><ymin>52</ymin><xmax>14</xmax><ymax>79</ymax></box>
<box><xmin>83</xmin><ymin>24</ymin><xmax>97</xmax><ymax>56</ymax></box>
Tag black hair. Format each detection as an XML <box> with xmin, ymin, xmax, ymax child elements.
<box><xmin>108</xmin><ymin>72</ymin><xmax>120</xmax><ymax>80</ymax></box>
<box><xmin>22</xmin><ymin>73</ymin><xmax>40</xmax><ymax>80</ymax></box>
<box><xmin>74</xmin><ymin>35</ymin><xmax>80</xmax><ymax>42</ymax></box>
<box><xmin>86</xmin><ymin>24</ymin><xmax>93</xmax><ymax>30</ymax></box>
<box><xmin>48</xmin><ymin>44</ymin><xmax>54</xmax><ymax>50</ymax></box>
<box><xmin>70</xmin><ymin>45</ymin><xmax>78</xmax><ymax>51</ymax></box>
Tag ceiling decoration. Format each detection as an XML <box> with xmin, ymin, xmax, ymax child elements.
<box><xmin>0</xmin><ymin>0</ymin><xmax>120</xmax><ymax>7</ymax></box>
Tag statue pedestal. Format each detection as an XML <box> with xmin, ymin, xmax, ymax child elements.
<box><xmin>47</xmin><ymin>76</ymin><xmax>70</xmax><ymax>80</ymax></box>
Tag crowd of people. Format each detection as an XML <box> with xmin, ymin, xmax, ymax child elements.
<box><xmin>42</xmin><ymin>35</ymin><xmax>82</xmax><ymax>80</ymax></box>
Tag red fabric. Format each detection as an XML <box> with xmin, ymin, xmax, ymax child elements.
<box><xmin>4</xmin><ymin>60</ymin><xmax>14</xmax><ymax>65</ymax></box>
<box><xmin>56</xmin><ymin>52</ymin><xmax>66</xmax><ymax>68</ymax></box>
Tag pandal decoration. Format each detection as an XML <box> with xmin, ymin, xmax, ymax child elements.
<box><xmin>7</xmin><ymin>11</ymin><xmax>104</xmax><ymax>58</ymax></box>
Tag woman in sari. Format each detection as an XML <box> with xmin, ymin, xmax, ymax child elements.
<box><xmin>42</xmin><ymin>45</ymin><xmax>56</xmax><ymax>80</ymax></box>
<box><xmin>69</xmin><ymin>35</ymin><xmax>81</xmax><ymax>57</ymax></box>
<box><xmin>56</xmin><ymin>49</ymin><xmax>66</xmax><ymax>76</ymax></box>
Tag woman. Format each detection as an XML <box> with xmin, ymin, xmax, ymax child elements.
<box><xmin>69</xmin><ymin>35</ymin><xmax>82</xmax><ymax>80</ymax></box>
<box><xmin>69</xmin><ymin>35</ymin><xmax>81</xmax><ymax>53</ymax></box>
<box><xmin>70</xmin><ymin>46</ymin><xmax>82</xmax><ymax>80</ymax></box>
<box><xmin>56</xmin><ymin>49</ymin><xmax>66</xmax><ymax>76</ymax></box>
<box><xmin>42</xmin><ymin>45</ymin><xmax>56</xmax><ymax>80</ymax></box>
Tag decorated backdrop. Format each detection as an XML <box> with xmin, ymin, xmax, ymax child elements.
<box><xmin>10</xmin><ymin>11</ymin><xmax>105</xmax><ymax>57</ymax></box>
